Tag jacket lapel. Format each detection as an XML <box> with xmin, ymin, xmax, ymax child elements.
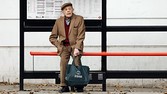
<box><xmin>60</xmin><ymin>17</ymin><xmax>66</xmax><ymax>36</ymax></box>
<box><xmin>69</xmin><ymin>14</ymin><xmax>76</xmax><ymax>35</ymax></box>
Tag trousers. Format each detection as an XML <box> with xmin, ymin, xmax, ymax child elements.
<box><xmin>59</xmin><ymin>46</ymin><xmax>81</xmax><ymax>86</ymax></box>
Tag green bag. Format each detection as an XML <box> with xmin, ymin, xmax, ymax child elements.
<box><xmin>65</xmin><ymin>58</ymin><xmax>90</xmax><ymax>86</ymax></box>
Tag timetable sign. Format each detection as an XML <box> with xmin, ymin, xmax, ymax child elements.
<box><xmin>27</xmin><ymin>0</ymin><xmax>101</xmax><ymax>19</ymax></box>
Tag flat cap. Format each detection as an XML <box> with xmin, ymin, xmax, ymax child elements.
<box><xmin>61</xmin><ymin>2</ymin><xmax>72</xmax><ymax>10</ymax></box>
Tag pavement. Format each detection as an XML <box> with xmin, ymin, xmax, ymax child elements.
<box><xmin>0</xmin><ymin>82</ymin><xmax>167</xmax><ymax>94</ymax></box>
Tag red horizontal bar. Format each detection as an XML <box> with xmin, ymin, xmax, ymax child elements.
<box><xmin>30</xmin><ymin>51</ymin><xmax>167</xmax><ymax>56</ymax></box>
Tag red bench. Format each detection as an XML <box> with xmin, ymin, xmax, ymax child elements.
<box><xmin>29</xmin><ymin>51</ymin><xmax>167</xmax><ymax>91</ymax></box>
<box><xmin>30</xmin><ymin>51</ymin><xmax>167</xmax><ymax>56</ymax></box>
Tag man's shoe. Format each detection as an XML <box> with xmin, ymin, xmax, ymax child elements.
<box><xmin>70</xmin><ymin>86</ymin><xmax>75</xmax><ymax>92</ymax></box>
<box><xmin>76</xmin><ymin>85</ymin><xmax>84</xmax><ymax>92</ymax></box>
<box><xmin>76</xmin><ymin>88</ymin><xmax>83</xmax><ymax>92</ymax></box>
<box><xmin>58</xmin><ymin>86</ymin><xmax>69</xmax><ymax>93</ymax></box>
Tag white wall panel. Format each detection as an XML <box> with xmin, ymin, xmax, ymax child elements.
<box><xmin>0</xmin><ymin>20</ymin><xmax>19</xmax><ymax>46</ymax></box>
<box><xmin>107</xmin><ymin>47</ymin><xmax>167</xmax><ymax>70</ymax></box>
<box><xmin>25</xmin><ymin>32</ymin><xmax>101</xmax><ymax>46</ymax></box>
<box><xmin>107</xmin><ymin>32</ymin><xmax>167</xmax><ymax>70</ymax></box>
<box><xmin>0</xmin><ymin>0</ymin><xmax>19</xmax><ymax>19</ymax></box>
<box><xmin>25</xmin><ymin>32</ymin><xmax>52</xmax><ymax>46</ymax></box>
<box><xmin>107</xmin><ymin>0</ymin><xmax>167</xmax><ymax>18</ymax></box>
<box><xmin>0</xmin><ymin>47</ymin><xmax>19</xmax><ymax>83</ymax></box>
<box><xmin>107</xmin><ymin>0</ymin><xmax>167</xmax><ymax>26</ymax></box>
<box><xmin>107</xmin><ymin>32</ymin><xmax>167</xmax><ymax>46</ymax></box>
<box><xmin>107</xmin><ymin>19</ymin><xmax>167</xmax><ymax>26</ymax></box>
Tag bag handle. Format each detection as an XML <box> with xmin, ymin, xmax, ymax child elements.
<box><xmin>72</xmin><ymin>56</ymin><xmax>82</xmax><ymax>67</ymax></box>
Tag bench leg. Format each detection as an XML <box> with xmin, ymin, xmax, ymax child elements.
<box><xmin>102</xmin><ymin>74</ymin><xmax>106</xmax><ymax>91</ymax></box>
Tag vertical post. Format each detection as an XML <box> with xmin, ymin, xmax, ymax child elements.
<box><xmin>33</xmin><ymin>56</ymin><xmax>35</xmax><ymax>71</ymax></box>
<box><xmin>20</xmin><ymin>0</ymin><xmax>26</xmax><ymax>91</ymax></box>
<box><xmin>101</xmin><ymin>0</ymin><xmax>107</xmax><ymax>91</ymax></box>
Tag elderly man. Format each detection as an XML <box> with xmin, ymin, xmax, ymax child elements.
<box><xmin>49</xmin><ymin>2</ymin><xmax>85</xmax><ymax>92</ymax></box>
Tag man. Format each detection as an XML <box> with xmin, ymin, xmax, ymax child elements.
<box><xmin>49</xmin><ymin>2</ymin><xmax>85</xmax><ymax>92</ymax></box>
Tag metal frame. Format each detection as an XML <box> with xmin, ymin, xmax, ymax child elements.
<box><xmin>20</xmin><ymin>0</ymin><xmax>167</xmax><ymax>91</ymax></box>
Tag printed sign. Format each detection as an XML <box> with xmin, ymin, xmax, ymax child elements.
<box><xmin>27</xmin><ymin>0</ymin><xmax>102</xmax><ymax>19</ymax></box>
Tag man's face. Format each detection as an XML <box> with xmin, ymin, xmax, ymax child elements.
<box><xmin>62</xmin><ymin>6</ymin><xmax>74</xmax><ymax>18</ymax></box>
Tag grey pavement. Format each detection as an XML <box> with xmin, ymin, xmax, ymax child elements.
<box><xmin>0</xmin><ymin>83</ymin><xmax>167</xmax><ymax>94</ymax></box>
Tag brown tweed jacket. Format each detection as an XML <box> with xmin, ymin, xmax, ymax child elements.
<box><xmin>49</xmin><ymin>14</ymin><xmax>85</xmax><ymax>55</ymax></box>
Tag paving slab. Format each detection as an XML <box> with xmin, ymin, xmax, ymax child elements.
<box><xmin>127</xmin><ymin>92</ymin><xmax>163</xmax><ymax>94</ymax></box>
<box><xmin>0</xmin><ymin>83</ymin><xmax>167</xmax><ymax>94</ymax></box>
<box><xmin>15</xmin><ymin>92</ymin><xmax>164</xmax><ymax>94</ymax></box>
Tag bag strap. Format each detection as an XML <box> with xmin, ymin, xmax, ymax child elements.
<box><xmin>72</xmin><ymin>56</ymin><xmax>82</xmax><ymax>66</ymax></box>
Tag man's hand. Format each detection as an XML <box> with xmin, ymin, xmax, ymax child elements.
<box><xmin>74</xmin><ymin>48</ymin><xmax>80</xmax><ymax>56</ymax></box>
